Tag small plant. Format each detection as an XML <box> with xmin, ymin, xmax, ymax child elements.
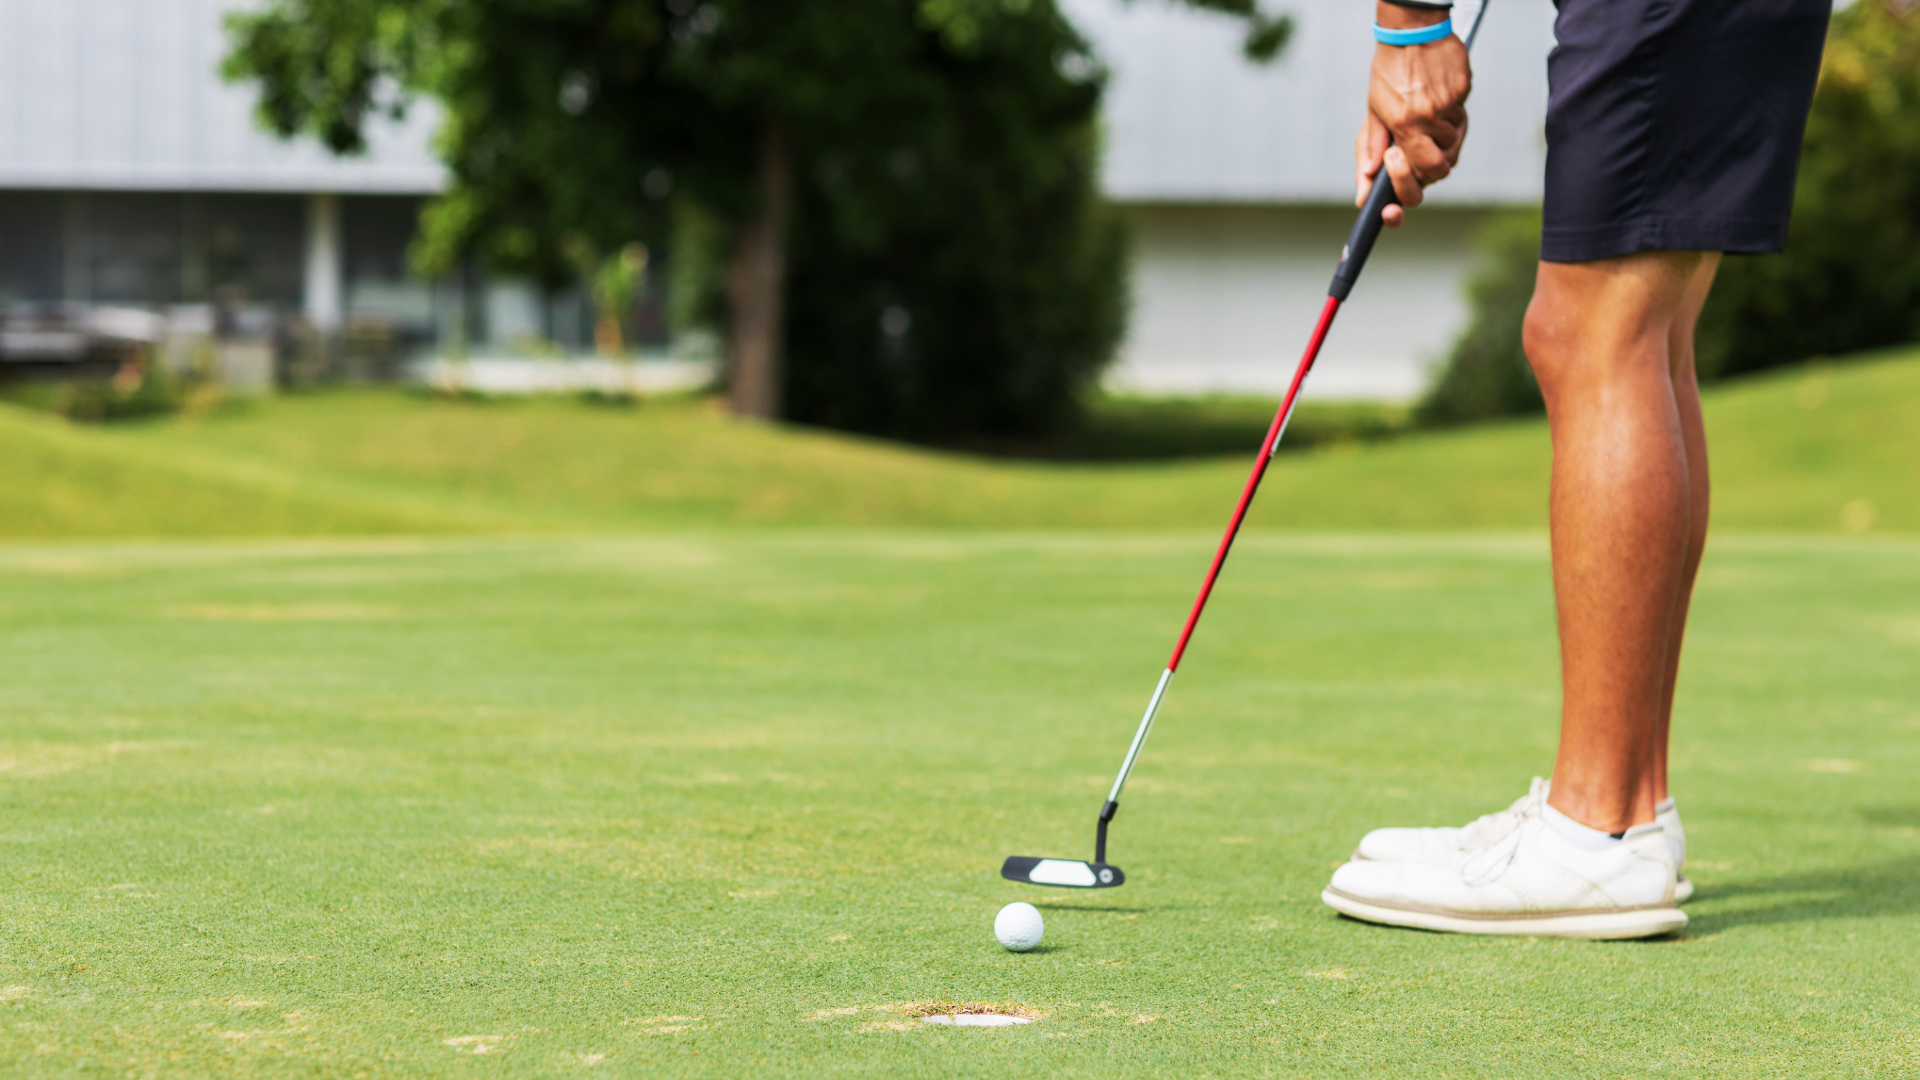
<box><xmin>565</xmin><ymin>238</ymin><xmax>650</xmax><ymax>359</ymax></box>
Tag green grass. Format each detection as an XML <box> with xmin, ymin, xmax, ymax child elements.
<box><xmin>0</xmin><ymin>534</ymin><xmax>1914</xmax><ymax>1077</ymax></box>
<box><xmin>1</xmin><ymin>347</ymin><xmax>1916</xmax><ymax>537</ymax></box>
<box><xmin>0</xmin><ymin>348</ymin><xmax>1914</xmax><ymax>1075</ymax></box>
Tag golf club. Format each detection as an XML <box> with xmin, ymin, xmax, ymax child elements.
<box><xmin>1002</xmin><ymin>0</ymin><xmax>1492</xmax><ymax>891</ymax></box>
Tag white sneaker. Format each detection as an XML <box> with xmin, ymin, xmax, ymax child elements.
<box><xmin>1353</xmin><ymin>778</ymin><xmax>1546</xmax><ymax>863</ymax></box>
<box><xmin>1659</xmin><ymin>800</ymin><xmax>1694</xmax><ymax>903</ymax></box>
<box><xmin>1355</xmin><ymin>778</ymin><xmax>1697</xmax><ymax>904</ymax></box>
<box><xmin>1322</xmin><ymin>791</ymin><xmax>1686</xmax><ymax>939</ymax></box>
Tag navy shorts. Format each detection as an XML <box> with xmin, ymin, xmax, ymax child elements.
<box><xmin>1541</xmin><ymin>0</ymin><xmax>1833</xmax><ymax>262</ymax></box>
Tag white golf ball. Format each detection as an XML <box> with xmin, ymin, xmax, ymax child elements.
<box><xmin>994</xmin><ymin>902</ymin><xmax>1045</xmax><ymax>952</ymax></box>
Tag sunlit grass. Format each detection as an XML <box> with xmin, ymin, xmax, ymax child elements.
<box><xmin>0</xmin><ymin>533</ymin><xmax>1913</xmax><ymax>1076</ymax></box>
<box><xmin>0</xmin><ymin>347</ymin><xmax>1914</xmax><ymax>537</ymax></box>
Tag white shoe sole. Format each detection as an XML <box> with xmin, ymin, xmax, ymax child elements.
<box><xmin>1322</xmin><ymin>887</ymin><xmax>1688</xmax><ymax>940</ymax></box>
<box><xmin>1353</xmin><ymin>852</ymin><xmax>1699</xmax><ymax>906</ymax></box>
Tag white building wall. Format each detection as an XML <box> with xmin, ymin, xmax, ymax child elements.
<box><xmin>1111</xmin><ymin>204</ymin><xmax>1496</xmax><ymax>399</ymax></box>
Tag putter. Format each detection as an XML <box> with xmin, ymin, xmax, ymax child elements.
<box><xmin>1002</xmin><ymin>1</ymin><xmax>1492</xmax><ymax>891</ymax></box>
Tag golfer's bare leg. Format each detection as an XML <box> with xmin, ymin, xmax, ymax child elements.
<box><xmin>1523</xmin><ymin>251</ymin><xmax>1708</xmax><ymax>834</ymax></box>
<box><xmin>1650</xmin><ymin>255</ymin><xmax>1720</xmax><ymax>803</ymax></box>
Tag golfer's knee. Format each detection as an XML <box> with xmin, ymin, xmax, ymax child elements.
<box><xmin>1520</xmin><ymin>291</ymin><xmax>1580</xmax><ymax>399</ymax></box>
<box><xmin>1522</xmin><ymin>287</ymin><xmax>1669</xmax><ymax>405</ymax></box>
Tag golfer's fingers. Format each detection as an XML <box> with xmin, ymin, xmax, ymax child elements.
<box><xmin>1381</xmin><ymin>203</ymin><xmax>1407</xmax><ymax>229</ymax></box>
<box><xmin>1355</xmin><ymin>115</ymin><xmax>1390</xmax><ymax>206</ymax></box>
<box><xmin>1385</xmin><ymin>146</ymin><xmax>1425</xmax><ymax>212</ymax></box>
<box><xmin>1396</xmin><ymin>130</ymin><xmax>1456</xmax><ymax>186</ymax></box>
<box><xmin>1353</xmin><ymin>128</ymin><xmax>1370</xmax><ymax>206</ymax></box>
<box><xmin>1445</xmin><ymin>114</ymin><xmax>1470</xmax><ymax>168</ymax></box>
<box><xmin>1428</xmin><ymin>103</ymin><xmax>1468</xmax><ymax>156</ymax></box>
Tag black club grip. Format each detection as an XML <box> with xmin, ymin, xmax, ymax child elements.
<box><xmin>1328</xmin><ymin>166</ymin><xmax>1401</xmax><ymax>301</ymax></box>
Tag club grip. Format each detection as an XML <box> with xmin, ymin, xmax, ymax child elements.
<box><xmin>1328</xmin><ymin>166</ymin><xmax>1401</xmax><ymax>300</ymax></box>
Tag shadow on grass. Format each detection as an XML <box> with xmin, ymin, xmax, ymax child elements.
<box><xmin>938</xmin><ymin>397</ymin><xmax>1412</xmax><ymax>461</ymax></box>
<box><xmin>1686</xmin><ymin>855</ymin><xmax>1920</xmax><ymax>933</ymax></box>
<box><xmin>1327</xmin><ymin>914</ymin><xmax>1686</xmax><ymax>943</ymax></box>
<box><xmin>1026</xmin><ymin>901</ymin><xmax>1165</xmax><ymax>914</ymax></box>
<box><xmin>1858</xmin><ymin>805</ymin><xmax>1920</xmax><ymax>828</ymax></box>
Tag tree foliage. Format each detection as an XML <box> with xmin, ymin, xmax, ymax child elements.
<box><xmin>1696</xmin><ymin>0</ymin><xmax>1920</xmax><ymax>378</ymax></box>
<box><xmin>1416</xmin><ymin>211</ymin><xmax>1542</xmax><ymax>426</ymax></box>
<box><xmin>1421</xmin><ymin>0</ymin><xmax>1919</xmax><ymax>423</ymax></box>
<box><xmin>777</xmin><ymin>10</ymin><xmax>1130</xmax><ymax>437</ymax></box>
<box><xmin>224</xmin><ymin>0</ymin><xmax>1289</xmax><ymax>439</ymax></box>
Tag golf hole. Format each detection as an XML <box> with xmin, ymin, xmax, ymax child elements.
<box><xmin>921</xmin><ymin>1014</ymin><xmax>1032</xmax><ymax>1027</ymax></box>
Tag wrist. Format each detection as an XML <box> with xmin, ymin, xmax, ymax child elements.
<box><xmin>1373</xmin><ymin>17</ymin><xmax>1452</xmax><ymax>45</ymax></box>
<box><xmin>1375</xmin><ymin>0</ymin><xmax>1449</xmax><ymax>29</ymax></box>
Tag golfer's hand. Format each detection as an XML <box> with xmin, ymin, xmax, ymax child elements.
<box><xmin>1355</xmin><ymin>1</ymin><xmax>1471</xmax><ymax>228</ymax></box>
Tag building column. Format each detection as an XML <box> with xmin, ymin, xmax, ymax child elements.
<box><xmin>304</xmin><ymin>192</ymin><xmax>343</xmax><ymax>334</ymax></box>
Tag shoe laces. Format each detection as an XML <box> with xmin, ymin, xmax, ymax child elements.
<box><xmin>1453</xmin><ymin>777</ymin><xmax>1549</xmax><ymax>884</ymax></box>
<box><xmin>1455</xmin><ymin>776</ymin><xmax>1549</xmax><ymax>851</ymax></box>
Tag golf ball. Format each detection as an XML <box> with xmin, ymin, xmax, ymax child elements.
<box><xmin>994</xmin><ymin>902</ymin><xmax>1045</xmax><ymax>952</ymax></box>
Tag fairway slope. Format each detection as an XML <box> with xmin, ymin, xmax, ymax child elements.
<box><xmin>4</xmin><ymin>346</ymin><xmax>1915</xmax><ymax>537</ymax></box>
<box><xmin>0</xmin><ymin>404</ymin><xmax>495</xmax><ymax>538</ymax></box>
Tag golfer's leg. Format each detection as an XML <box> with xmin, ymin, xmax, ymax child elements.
<box><xmin>1650</xmin><ymin>254</ymin><xmax>1721</xmax><ymax>802</ymax></box>
<box><xmin>1523</xmin><ymin>251</ymin><xmax>1706</xmax><ymax>834</ymax></box>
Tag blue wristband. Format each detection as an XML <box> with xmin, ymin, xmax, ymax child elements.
<box><xmin>1373</xmin><ymin>18</ymin><xmax>1453</xmax><ymax>45</ymax></box>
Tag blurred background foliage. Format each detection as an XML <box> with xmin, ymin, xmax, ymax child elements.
<box><xmin>1421</xmin><ymin>0</ymin><xmax>1920</xmax><ymax>423</ymax></box>
<box><xmin>225</xmin><ymin>0</ymin><xmax>1288</xmax><ymax>443</ymax></box>
<box><xmin>0</xmin><ymin>363</ymin><xmax>213</xmax><ymax>425</ymax></box>
<box><xmin>223</xmin><ymin>0</ymin><xmax>1913</xmax><ymax>441</ymax></box>
<box><xmin>1416</xmin><ymin>210</ymin><xmax>1542</xmax><ymax>427</ymax></box>
<box><xmin>1696</xmin><ymin>0</ymin><xmax>1920</xmax><ymax>380</ymax></box>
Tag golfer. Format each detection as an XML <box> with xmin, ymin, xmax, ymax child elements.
<box><xmin>1321</xmin><ymin>0</ymin><xmax>1832</xmax><ymax>937</ymax></box>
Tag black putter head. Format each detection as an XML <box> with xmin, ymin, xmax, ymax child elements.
<box><xmin>1001</xmin><ymin>855</ymin><xmax>1125</xmax><ymax>889</ymax></box>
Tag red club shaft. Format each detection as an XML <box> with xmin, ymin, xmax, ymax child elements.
<box><xmin>1166</xmin><ymin>295</ymin><xmax>1343</xmax><ymax>672</ymax></box>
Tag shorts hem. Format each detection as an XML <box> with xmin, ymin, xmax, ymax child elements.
<box><xmin>1540</xmin><ymin>216</ymin><xmax>1788</xmax><ymax>262</ymax></box>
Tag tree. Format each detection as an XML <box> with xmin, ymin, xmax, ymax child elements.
<box><xmin>225</xmin><ymin>0</ymin><xmax>1289</xmax><ymax>435</ymax></box>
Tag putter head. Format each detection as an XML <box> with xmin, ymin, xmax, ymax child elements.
<box><xmin>1001</xmin><ymin>855</ymin><xmax>1125</xmax><ymax>889</ymax></box>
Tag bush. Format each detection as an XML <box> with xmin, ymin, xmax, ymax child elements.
<box><xmin>1416</xmin><ymin>211</ymin><xmax>1543</xmax><ymax>426</ymax></box>
<box><xmin>1422</xmin><ymin>0</ymin><xmax>1920</xmax><ymax>420</ymax></box>
<box><xmin>0</xmin><ymin>361</ymin><xmax>203</xmax><ymax>424</ymax></box>
<box><xmin>1697</xmin><ymin>0</ymin><xmax>1920</xmax><ymax>378</ymax></box>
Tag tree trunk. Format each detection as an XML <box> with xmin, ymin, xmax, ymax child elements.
<box><xmin>726</xmin><ymin>124</ymin><xmax>791</xmax><ymax>419</ymax></box>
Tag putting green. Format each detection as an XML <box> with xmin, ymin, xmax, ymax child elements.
<box><xmin>1</xmin><ymin>533</ymin><xmax>1913</xmax><ymax>1077</ymax></box>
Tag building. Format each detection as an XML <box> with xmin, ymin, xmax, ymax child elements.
<box><xmin>0</xmin><ymin>0</ymin><xmax>673</xmax><ymax>391</ymax></box>
<box><xmin>0</xmin><ymin>0</ymin><xmax>1558</xmax><ymax>399</ymax></box>
<box><xmin>1070</xmin><ymin>0</ymin><xmax>1556</xmax><ymax>399</ymax></box>
<box><xmin>0</xmin><ymin>0</ymin><xmax>444</xmax><ymax>385</ymax></box>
